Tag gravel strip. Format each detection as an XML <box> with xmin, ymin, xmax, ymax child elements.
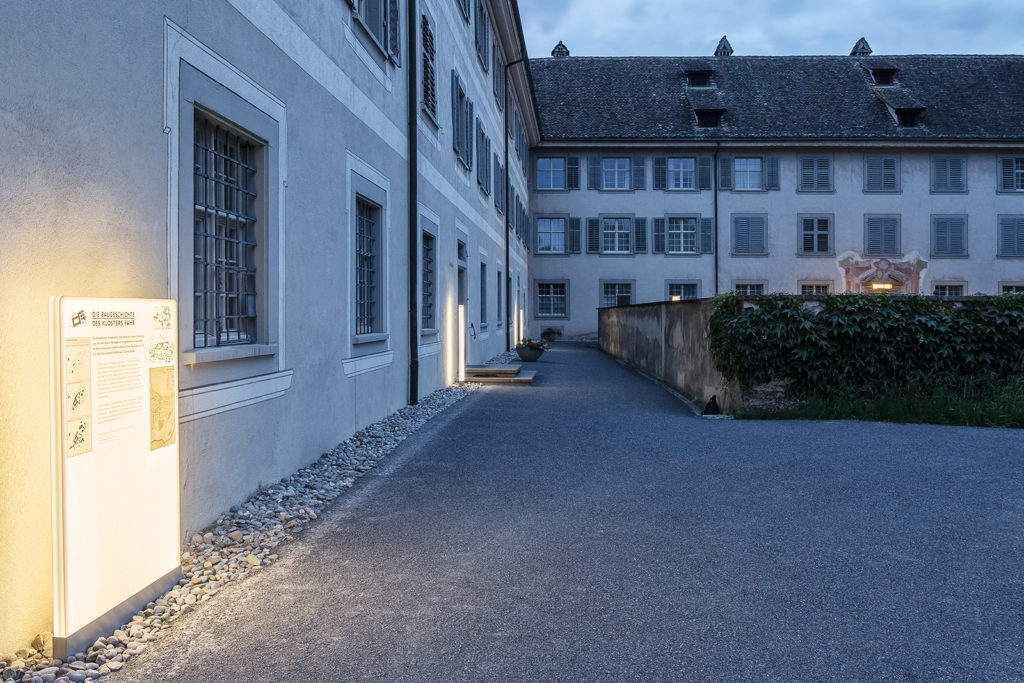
<box><xmin>0</xmin><ymin>382</ymin><xmax>480</xmax><ymax>683</ymax></box>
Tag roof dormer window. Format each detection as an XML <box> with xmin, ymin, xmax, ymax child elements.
<box><xmin>686</xmin><ymin>69</ymin><xmax>713</xmax><ymax>87</ymax></box>
<box><xmin>695</xmin><ymin>109</ymin><xmax>723</xmax><ymax>127</ymax></box>
<box><xmin>871</xmin><ymin>68</ymin><xmax>898</xmax><ymax>85</ymax></box>
<box><xmin>897</xmin><ymin>109</ymin><xmax>922</xmax><ymax>127</ymax></box>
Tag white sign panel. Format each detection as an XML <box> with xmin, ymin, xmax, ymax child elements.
<box><xmin>50</xmin><ymin>297</ymin><xmax>181</xmax><ymax>655</ymax></box>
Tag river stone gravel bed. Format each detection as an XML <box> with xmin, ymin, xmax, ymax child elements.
<box><xmin>0</xmin><ymin>383</ymin><xmax>479</xmax><ymax>683</ymax></box>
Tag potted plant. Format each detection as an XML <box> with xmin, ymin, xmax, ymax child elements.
<box><xmin>515</xmin><ymin>337</ymin><xmax>550</xmax><ymax>362</ymax></box>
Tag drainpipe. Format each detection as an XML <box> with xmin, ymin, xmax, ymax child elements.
<box><xmin>713</xmin><ymin>141</ymin><xmax>720</xmax><ymax>295</ymax></box>
<box><xmin>504</xmin><ymin>56</ymin><xmax>526</xmax><ymax>351</ymax></box>
<box><xmin>407</xmin><ymin>0</ymin><xmax>419</xmax><ymax>404</ymax></box>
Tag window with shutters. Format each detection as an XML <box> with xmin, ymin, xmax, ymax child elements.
<box><xmin>496</xmin><ymin>271</ymin><xmax>503</xmax><ymax>326</ymax></box>
<box><xmin>931</xmin><ymin>215</ymin><xmax>967</xmax><ymax>257</ymax></box>
<box><xmin>456</xmin><ymin>0</ymin><xmax>470</xmax><ymax>21</ymax></box>
<box><xmin>667</xmin><ymin>282</ymin><xmax>700</xmax><ymax>300</ymax></box>
<box><xmin>798</xmin><ymin>215</ymin><xmax>833</xmax><ymax>255</ymax></box>
<box><xmin>492</xmin><ymin>43</ymin><xmax>504</xmax><ymax>109</ymax></box>
<box><xmin>421</xmin><ymin>231</ymin><xmax>436</xmax><ymax>331</ymax></box>
<box><xmin>537</xmin><ymin>281</ymin><xmax>568</xmax><ymax>317</ymax></box>
<box><xmin>998</xmin><ymin>215</ymin><xmax>1024</xmax><ymax>257</ymax></box>
<box><xmin>798</xmin><ymin>156</ymin><xmax>833</xmax><ymax>191</ymax></box>
<box><xmin>998</xmin><ymin>156</ymin><xmax>1024</xmax><ymax>192</ymax></box>
<box><xmin>602</xmin><ymin>157</ymin><xmax>631</xmax><ymax>190</ymax></box>
<box><xmin>731</xmin><ymin>215</ymin><xmax>767</xmax><ymax>255</ymax></box>
<box><xmin>864</xmin><ymin>215</ymin><xmax>901</xmax><ymax>255</ymax></box>
<box><xmin>420</xmin><ymin>15</ymin><xmax>437</xmax><ymax>123</ymax></box>
<box><xmin>667</xmin><ymin>157</ymin><xmax>696</xmax><ymax>190</ymax></box>
<box><xmin>480</xmin><ymin>262</ymin><xmax>487</xmax><ymax>327</ymax></box>
<box><xmin>864</xmin><ymin>155</ymin><xmax>900</xmax><ymax>192</ymax></box>
<box><xmin>353</xmin><ymin>0</ymin><xmax>401</xmax><ymax>62</ymax></box>
<box><xmin>800</xmin><ymin>283</ymin><xmax>831</xmax><ymax>295</ymax></box>
<box><xmin>474</xmin><ymin>0</ymin><xmax>490</xmax><ymax>72</ymax></box>
<box><xmin>733</xmin><ymin>157</ymin><xmax>762</xmax><ymax>190</ymax></box>
<box><xmin>537</xmin><ymin>157</ymin><xmax>566</xmax><ymax>190</ymax></box>
<box><xmin>601</xmin><ymin>282</ymin><xmax>633</xmax><ymax>307</ymax></box>
<box><xmin>667</xmin><ymin>217</ymin><xmax>698</xmax><ymax>254</ymax></box>
<box><xmin>933</xmin><ymin>284</ymin><xmax>964</xmax><ymax>297</ymax></box>
<box><xmin>475</xmin><ymin>119</ymin><xmax>491</xmax><ymax>195</ymax></box>
<box><xmin>451</xmin><ymin>71</ymin><xmax>473</xmax><ymax>170</ymax></box>
<box><xmin>734</xmin><ymin>283</ymin><xmax>765</xmax><ymax>296</ymax></box>
<box><xmin>537</xmin><ymin>217</ymin><xmax>566</xmax><ymax>253</ymax></box>
<box><xmin>602</xmin><ymin>218</ymin><xmax>632</xmax><ymax>253</ymax></box>
<box><xmin>931</xmin><ymin>155</ymin><xmax>967</xmax><ymax>193</ymax></box>
<box><xmin>494</xmin><ymin>156</ymin><xmax>504</xmax><ymax>214</ymax></box>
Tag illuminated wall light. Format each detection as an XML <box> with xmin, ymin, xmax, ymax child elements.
<box><xmin>519</xmin><ymin>309</ymin><xmax>525</xmax><ymax>342</ymax></box>
<box><xmin>670</xmin><ymin>295</ymin><xmax>681</xmax><ymax>301</ymax></box>
<box><xmin>872</xmin><ymin>283</ymin><xmax>893</xmax><ymax>291</ymax></box>
<box><xmin>457</xmin><ymin>304</ymin><xmax>465</xmax><ymax>383</ymax></box>
<box><xmin>444</xmin><ymin>292</ymin><xmax>455</xmax><ymax>385</ymax></box>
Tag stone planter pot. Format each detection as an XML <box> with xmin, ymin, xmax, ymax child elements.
<box><xmin>515</xmin><ymin>346</ymin><xmax>544</xmax><ymax>362</ymax></box>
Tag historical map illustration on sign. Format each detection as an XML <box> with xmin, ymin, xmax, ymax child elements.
<box><xmin>149</xmin><ymin>366</ymin><xmax>176</xmax><ymax>450</ymax></box>
<box><xmin>64</xmin><ymin>337</ymin><xmax>93</xmax><ymax>457</ymax></box>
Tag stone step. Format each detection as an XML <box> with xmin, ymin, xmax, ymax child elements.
<box><xmin>465</xmin><ymin>370</ymin><xmax>536</xmax><ymax>385</ymax></box>
<box><xmin>464</xmin><ymin>364</ymin><xmax>522</xmax><ymax>377</ymax></box>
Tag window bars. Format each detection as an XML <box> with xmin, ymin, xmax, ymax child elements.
<box><xmin>193</xmin><ymin>112</ymin><xmax>259</xmax><ymax>348</ymax></box>
<box><xmin>356</xmin><ymin>196</ymin><xmax>379</xmax><ymax>335</ymax></box>
<box><xmin>422</xmin><ymin>232</ymin><xmax>435</xmax><ymax>329</ymax></box>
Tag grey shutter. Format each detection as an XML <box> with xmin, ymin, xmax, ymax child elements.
<box><xmin>933</xmin><ymin>157</ymin><xmax>947</xmax><ymax>191</ymax></box>
<box><xmin>734</xmin><ymin>216</ymin><xmax>749</xmax><ymax>253</ymax></box>
<box><xmin>882</xmin><ymin>217</ymin><xmax>898</xmax><ymax>254</ymax></box>
<box><xmin>801</xmin><ymin>218</ymin><xmax>816</xmax><ymax>253</ymax></box>
<box><xmin>451</xmin><ymin>71</ymin><xmax>459</xmax><ymax>155</ymax></box>
<box><xmin>749</xmin><ymin>216</ymin><xmax>765</xmax><ymax>254</ymax></box>
<box><xmin>1001</xmin><ymin>158</ymin><xmax>1016</xmax><ymax>191</ymax></box>
<box><xmin>347</xmin><ymin>0</ymin><xmax>357</xmax><ymax>7</ymax></box>
<box><xmin>698</xmin><ymin>156</ymin><xmax>712</xmax><ymax>190</ymax></box>
<box><xmin>719</xmin><ymin>157</ymin><xmax>733</xmax><ymax>190</ymax></box>
<box><xmin>587</xmin><ymin>156</ymin><xmax>601</xmax><ymax>190</ymax></box>
<box><xmin>949</xmin><ymin>157</ymin><xmax>964</xmax><ymax>190</ymax></box>
<box><xmin>494</xmin><ymin>158</ymin><xmax>501</xmax><ymax>208</ymax></box>
<box><xmin>799</xmin><ymin>157</ymin><xmax>814</xmax><ymax>190</ymax></box>
<box><xmin>999</xmin><ymin>217</ymin><xmax>1024</xmax><ymax>256</ymax></box>
<box><xmin>633</xmin><ymin>218</ymin><xmax>648</xmax><ymax>253</ymax></box>
<box><xmin>699</xmin><ymin>217</ymin><xmax>714</xmax><ymax>254</ymax></box>
<box><xmin>653</xmin><ymin>157</ymin><xmax>667</xmax><ymax>190</ymax></box>
<box><xmin>586</xmin><ymin>218</ymin><xmax>600</xmax><ymax>253</ymax></box>
<box><xmin>883</xmin><ymin>157</ymin><xmax>898</xmax><ymax>190</ymax></box>
<box><xmin>816</xmin><ymin>157</ymin><xmax>831</xmax><ymax>190</ymax></box>
<box><xmin>866</xmin><ymin>216</ymin><xmax>883</xmax><ymax>254</ymax></box>
<box><xmin>765</xmin><ymin>157</ymin><xmax>780</xmax><ymax>190</ymax></box>
<box><xmin>567</xmin><ymin>217</ymin><xmax>582</xmax><ymax>253</ymax></box>
<box><xmin>948</xmin><ymin>217</ymin><xmax>965</xmax><ymax>255</ymax></box>
<box><xmin>866</xmin><ymin>156</ymin><xmax>883</xmax><ymax>190</ymax></box>
<box><xmin>466</xmin><ymin>99</ymin><xmax>474</xmax><ymax>170</ymax></box>
<box><xmin>933</xmin><ymin>218</ymin><xmax>949</xmax><ymax>255</ymax></box>
<box><xmin>388</xmin><ymin>0</ymin><xmax>401</xmax><ymax>59</ymax></box>
<box><xmin>653</xmin><ymin>218</ymin><xmax>666</xmax><ymax>254</ymax></box>
<box><xmin>632</xmin><ymin>156</ymin><xmax>645</xmax><ymax>190</ymax></box>
<box><xmin>567</xmin><ymin>157</ymin><xmax>580</xmax><ymax>190</ymax></box>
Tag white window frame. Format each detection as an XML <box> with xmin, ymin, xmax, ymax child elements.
<box><xmin>537</xmin><ymin>217</ymin><xmax>566</xmax><ymax>253</ymax></box>
<box><xmin>666</xmin><ymin>281</ymin><xmax>701</xmax><ymax>300</ymax></box>
<box><xmin>667</xmin><ymin>157</ymin><xmax>696</xmax><ymax>190</ymax></box>
<box><xmin>537</xmin><ymin>157</ymin><xmax>566</xmax><ymax>190</ymax></box>
<box><xmin>798</xmin><ymin>214</ymin><xmax>833</xmax><ymax>255</ymax></box>
<box><xmin>601</xmin><ymin>217</ymin><xmax>632</xmax><ymax>254</ymax></box>
<box><xmin>666</xmin><ymin>216</ymin><xmax>699</xmax><ymax>254</ymax></box>
<box><xmin>799</xmin><ymin>282</ymin><xmax>832</xmax><ymax>295</ymax></box>
<box><xmin>600</xmin><ymin>281</ymin><xmax>634</xmax><ymax>307</ymax></box>
<box><xmin>733</xmin><ymin>157</ymin><xmax>763</xmax><ymax>191</ymax></box>
<box><xmin>932</xmin><ymin>283</ymin><xmax>965</xmax><ymax>297</ymax></box>
<box><xmin>734</xmin><ymin>282</ymin><xmax>766</xmax><ymax>296</ymax></box>
<box><xmin>602</xmin><ymin>157</ymin><xmax>631</xmax><ymax>190</ymax></box>
<box><xmin>536</xmin><ymin>281</ymin><xmax>568</xmax><ymax>318</ymax></box>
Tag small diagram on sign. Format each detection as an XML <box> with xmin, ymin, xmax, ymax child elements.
<box><xmin>149</xmin><ymin>365</ymin><xmax>176</xmax><ymax>450</ymax></box>
<box><xmin>67</xmin><ymin>418</ymin><xmax>92</xmax><ymax>458</ymax></box>
<box><xmin>65</xmin><ymin>338</ymin><xmax>91</xmax><ymax>382</ymax></box>
<box><xmin>66</xmin><ymin>381</ymin><xmax>91</xmax><ymax>420</ymax></box>
<box><xmin>153</xmin><ymin>304</ymin><xmax>172</xmax><ymax>330</ymax></box>
<box><xmin>148</xmin><ymin>338</ymin><xmax>175</xmax><ymax>366</ymax></box>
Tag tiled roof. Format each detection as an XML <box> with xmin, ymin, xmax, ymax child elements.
<box><xmin>529</xmin><ymin>55</ymin><xmax>1024</xmax><ymax>142</ymax></box>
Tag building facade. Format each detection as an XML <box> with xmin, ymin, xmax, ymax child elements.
<box><xmin>0</xmin><ymin>0</ymin><xmax>536</xmax><ymax>652</ymax></box>
<box><xmin>528</xmin><ymin>46</ymin><xmax>1024</xmax><ymax>338</ymax></box>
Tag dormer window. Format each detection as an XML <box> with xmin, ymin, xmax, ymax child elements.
<box><xmin>695</xmin><ymin>109</ymin><xmax>723</xmax><ymax>127</ymax></box>
<box><xmin>896</xmin><ymin>109</ymin><xmax>923</xmax><ymax>127</ymax></box>
<box><xmin>871</xmin><ymin>68</ymin><xmax>898</xmax><ymax>85</ymax></box>
<box><xmin>686</xmin><ymin>69</ymin><xmax>713</xmax><ymax>87</ymax></box>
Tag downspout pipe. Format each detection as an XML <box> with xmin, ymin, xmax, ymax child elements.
<box><xmin>504</xmin><ymin>56</ymin><xmax>526</xmax><ymax>351</ymax></box>
<box><xmin>407</xmin><ymin>0</ymin><xmax>419</xmax><ymax>404</ymax></box>
<box><xmin>713</xmin><ymin>141</ymin><xmax>720</xmax><ymax>295</ymax></box>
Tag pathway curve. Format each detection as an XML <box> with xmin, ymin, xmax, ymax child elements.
<box><xmin>115</xmin><ymin>344</ymin><xmax>1024</xmax><ymax>681</ymax></box>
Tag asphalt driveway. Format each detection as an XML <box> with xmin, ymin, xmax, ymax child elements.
<box><xmin>116</xmin><ymin>343</ymin><xmax>1024</xmax><ymax>681</ymax></box>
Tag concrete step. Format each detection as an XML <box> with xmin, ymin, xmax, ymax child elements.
<box><xmin>465</xmin><ymin>370</ymin><xmax>536</xmax><ymax>385</ymax></box>
<box><xmin>465</xmin><ymin>364</ymin><xmax>522</xmax><ymax>377</ymax></box>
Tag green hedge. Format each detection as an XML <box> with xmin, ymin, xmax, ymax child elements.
<box><xmin>709</xmin><ymin>293</ymin><xmax>1024</xmax><ymax>397</ymax></box>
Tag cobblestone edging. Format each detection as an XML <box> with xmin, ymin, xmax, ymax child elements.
<box><xmin>1</xmin><ymin>383</ymin><xmax>479</xmax><ymax>683</ymax></box>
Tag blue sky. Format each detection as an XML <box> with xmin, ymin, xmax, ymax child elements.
<box><xmin>517</xmin><ymin>0</ymin><xmax>1024</xmax><ymax>58</ymax></box>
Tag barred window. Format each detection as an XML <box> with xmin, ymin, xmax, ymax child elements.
<box><xmin>669</xmin><ymin>283</ymin><xmax>698</xmax><ymax>300</ymax></box>
<box><xmin>602</xmin><ymin>282</ymin><xmax>632</xmax><ymax>307</ymax></box>
<box><xmin>355</xmin><ymin>196</ymin><xmax>381</xmax><ymax>335</ymax></box>
<box><xmin>537</xmin><ymin>282</ymin><xmax>567</xmax><ymax>317</ymax></box>
<box><xmin>735</xmin><ymin>283</ymin><xmax>765</xmax><ymax>296</ymax></box>
<box><xmin>480</xmin><ymin>262</ymin><xmax>487</xmax><ymax>326</ymax></box>
<box><xmin>801</xmin><ymin>284</ymin><xmax>830</xmax><ymax>295</ymax></box>
<box><xmin>933</xmin><ymin>284</ymin><xmax>964</xmax><ymax>296</ymax></box>
<box><xmin>193</xmin><ymin>112</ymin><xmax>259</xmax><ymax>348</ymax></box>
<box><xmin>422</xmin><ymin>232</ymin><xmax>435</xmax><ymax>329</ymax></box>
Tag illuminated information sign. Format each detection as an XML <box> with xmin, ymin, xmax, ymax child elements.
<box><xmin>49</xmin><ymin>297</ymin><xmax>181</xmax><ymax>658</ymax></box>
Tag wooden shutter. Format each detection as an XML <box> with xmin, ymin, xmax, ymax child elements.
<box><xmin>466</xmin><ymin>99</ymin><xmax>474</xmax><ymax>170</ymax></box>
<box><xmin>1001</xmin><ymin>158</ymin><xmax>1016</xmax><ymax>191</ymax></box>
<box><xmin>765</xmin><ymin>157</ymin><xmax>780</xmax><ymax>190</ymax></box>
<box><xmin>633</xmin><ymin>218</ymin><xmax>648</xmax><ymax>253</ymax></box>
<box><xmin>749</xmin><ymin>216</ymin><xmax>765</xmax><ymax>254</ymax></box>
<box><xmin>566</xmin><ymin>157</ymin><xmax>580</xmax><ymax>190</ymax></box>
<box><xmin>586</xmin><ymin>218</ymin><xmax>601</xmax><ymax>253</ymax></box>
<box><xmin>653</xmin><ymin>157</ymin><xmax>667</xmax><ymax>190</ymax></box>
<box><xmin>698</xmin><ymin>157</ymin><xmax>712</xmax><ymax>190</ymax></box>
<box><xmin>653</xmin><ymin>218</ymin><xmax>666</xmax><ymax>254</ymax></box>
<box><xmin>733</xmin><ymin>216</ymin><xmax>750</xmax><ymax>253</ymax></box>
<box><xmin>699</xmin><ymin>217</ymin><xmax>714</xmax><ymax>254</ymax></box>
<box><xmin>816</xmin><ymin>157</ymin><xmax>831</xmax><ymax>190</ymax></box>
<box><xmin>948</xmin><ymin>217</ymin><xmax>965</xmax><ymax>255</ymax></box>
<box><xmin>999</xmin><ymin>217</ymin><xmax>1016</xmax><ymax>255</ymax></box>
<box><xmin>933</xmin><ymin>157</ymin><xmax>948</xmax><ymax>191</ymax></box>
<box><xmin>587</xmin><ymin>156</ymin><xmax>601</xmax><ymax>190</ymax></box>
<box><xmin>882</xmin><ymin>157</ymin><xmax>898</xmax><ymax>190</ymax></box>
<box><xmin>799</xmin><ymin>158</ymin><xmax>814</xmax><ymax>190</ymax></box>
<box><xmin>948</xmin><ymin>157</ymin><xmax>964</xmax><ymax>190</ymax></box>
<box><xmin>567</xmin><ymin>217</ymin><xmax>582</xmax><ymax>253</ymax></box>
<box><xmin>388</xmin><ymin>0</ymin><xmax>401</xmax><ymax>59</ymax></box>
<box><xmin>451</xmin><ymin>71</ymin><xmax>459</xmax><ymax>156</ymax></box>
<box><xmin>632</xmin><ymin>156</ymin><xmax>645</xmax><ymax>190</ymax></box>
<box><xmin>866</xmin><ymin>217</ymin><xmax>882</xmax><ymax>254</ymax></box>
<box><xmin>881</xmin><ymin>217</ymin><xmax>898</xmax><ymax>254</ymax></box>
<box><xmin>719</xmin><ymin>157</ymin><xmax>732</xmax><ymax>190</ymax></box>
<box><xmin>866</xmin><ymin>156</ymin><xmax>883</xmax><ymax>190</ymax></box>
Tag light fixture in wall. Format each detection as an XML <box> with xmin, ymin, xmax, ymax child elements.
<box><xmin>670</xmin><ymin>295</ymin><xmax>682</xmax><ymax>301</ymax></box>
<box><xmin>871</xmin><ymin>283</ymin><xmax>894</xmax><ymax>291</ymax></box>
